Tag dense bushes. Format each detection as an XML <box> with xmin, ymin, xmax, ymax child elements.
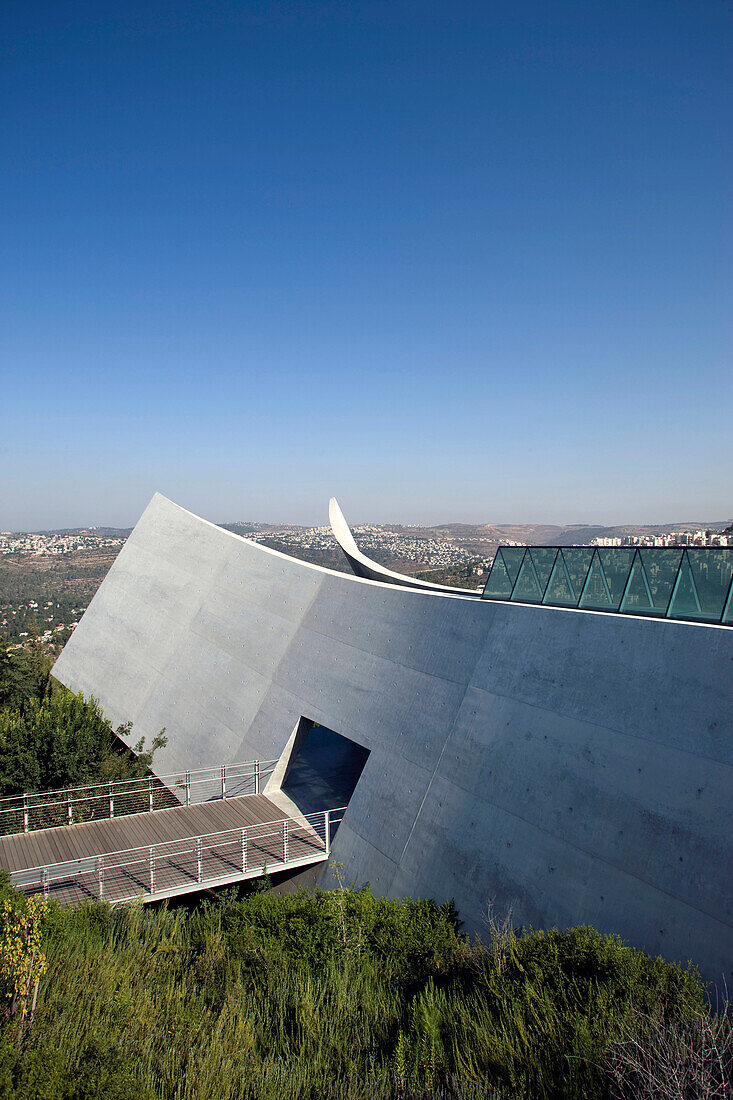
<box><xmin>0</xmin><ymin>878</ymin><xmax>726</xmax><ymax>1100</ymax></box>
<box><xmin>0</xmin><ymin>642</ymin><xmax>52</xmax><ymax>712</ymax></box>
<box><xmin>0</xmin><ymin>690</ymin><xmax>165</xmax><ymax>795</ymax></box>
<box><xmin>0</xmin><ymin>640</ymin><xmax>165</xmax><ymax>795</ymax></box>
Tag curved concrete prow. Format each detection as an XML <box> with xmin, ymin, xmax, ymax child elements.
<box><xmin>328</xmin><ymin>497</ymin><xmax>478</xmax><ymax>596</ymax></box>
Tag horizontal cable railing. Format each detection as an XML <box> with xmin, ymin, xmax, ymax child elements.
<box><xmin>11</xmin><ymin>807</ymin><xmax>346</xmax><ymax>906</ymax></box>
<box><xmin>0</xmin><ymin>759</ymin><xmax>279</xmax><ymax>837</ymax></box>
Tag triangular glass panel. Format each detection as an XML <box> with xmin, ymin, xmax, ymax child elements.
<box><xmin>543</xmin><ymin>552</ymin><xmax>577</xmax><ymax>606</ymax></box>
<box><xmin>638</xmin><ymin>548</ymin><xmax>683</xmax><ymax>613</ymax></box>
<box><xmin>723</xmin><ymin>576</ymin><xmax>733</xmax><ymax>625</ymax></box>
<box><xmin>559</xmin><ymin>548</ymin><xmax>594</xmax><ymax>602</ymax></box>
<box><xmin>595</xmin><ymin>549</ymin><xmax>635</xmax><ymax>609</ymax></box>
<box><xmin>511</xmin><ymin>553</ymin><xmax>545</xmax><ymax>602</ymax></box>
<box><xmin>482</xmin><ymin>553</ymin><xmax>514</xmax><ymax>599</ymax></box>
<box><xmin>579</xmin><ymin>550</ymin><xmax>615</xmax><ymax>610</ymax></box>
<box><xmin>666</xmin><ymin>552</ymin><xmax>703</xmax><ymax>620</ymax></box>
<box><xmin>499</xmin><ymin>548</ymin><xmax>526</xmax><ymax>588</ymax></box>
<box><xmin>684</xmin><ymin>549</ymin><xmax>733</xmax><ymax>622</ymax></box>
<box><xmin>528</xmin><ymin>549</ymin><xmax>558</xmax><ymax>596</ymax></box>
<box><xmin>619</xmin><ymin>555</ymin><xmax>655</xmax><ymax>615</ymax></box>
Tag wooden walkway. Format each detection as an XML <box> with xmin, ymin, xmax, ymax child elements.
<box><xmin>0</xmin><ymin>795</ymin><xmax>330</xmax><ymax>906</ymax></box>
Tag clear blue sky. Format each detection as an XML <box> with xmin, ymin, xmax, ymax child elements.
<box><xmin>1</xmin><ymin>0</ymin><xmax>731</xmax><ymax>529</ymax></box>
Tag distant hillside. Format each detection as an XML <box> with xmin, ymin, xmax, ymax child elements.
<box><xmin>5</xmin><ymin>513</ymin><xmax>730</xmax><ymax>650</ymax></box>
<box><xmin>370</xmin><ymin>519</ymin><xmax>733</xmax><ymax>556</ymax></box>
<box><xmin>420</xmin><ymin>520</ymin><xmax>732</xmax><ymax>543</ymax></box>
<box><xmin>29</xmin><ymin>527</ymin><xmax>133</xmax><ymax>538</ymax></box>
<box><xmin>30</xmin><ymin>518</ymin><xmax>731</xmax><ymax>545</ymax></box>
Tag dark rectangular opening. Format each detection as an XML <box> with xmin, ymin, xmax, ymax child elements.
<box><xmin>280</xmin><ymin>721</ymin><xmax>370</xmax><ymax>820</ymax></box>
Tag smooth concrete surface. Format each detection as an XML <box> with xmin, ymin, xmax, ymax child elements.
<box><xmin>53</xmin><ymin>493</ymin><xmax>733</xmax><ymax>985</ymax></box>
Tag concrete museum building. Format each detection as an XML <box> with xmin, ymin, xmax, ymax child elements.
<box><xmin>53</xmin><ymin>493</ymin><xmax>733</xmax><ymax>985</ymax></box>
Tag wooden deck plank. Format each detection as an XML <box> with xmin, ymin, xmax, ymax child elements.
<box><xmin>4</xmin><ymin>834</ymin><xmax>29</xmax><ymax>872</ymax></box>
<box><xmin>27</xmin><ymin>832</ymin><xmax>56</xmax><ymax>867</ymax></box>
<box><xmin>55</xmin><ymin>830</ymin><xmax>83</xmax><ymax>864</ymax></box>
<box><xmin>0</xmin><ymin>794</ymin><xmax>309</xmax><ymax>877</ymax></box>
<box><xmin>8</xmin><ymin>837</ymin><xmax>34</xmax><ymax>872</ymax></box>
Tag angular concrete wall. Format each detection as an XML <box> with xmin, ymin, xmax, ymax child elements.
<box><xmin>53</xmin><ymin>494</ymin><xmax>733</xmax><ymax>985</ymax></box>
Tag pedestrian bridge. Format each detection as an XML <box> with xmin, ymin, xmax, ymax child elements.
<box><xmin>0</xmin><ymin>761</ymin><xmax>340</xmax><ymax>906</ymax></box>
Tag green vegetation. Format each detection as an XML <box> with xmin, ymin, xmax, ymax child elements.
<box><xmin>0</xmin><ymin>640</ymin><xmax>164</xmax><ymax>798</ymax></box>
<box><xmin>0</xmin><ymin>549</ymin><xmax>122</xmax><ymax>647</ymax></box>
<box><xmin>0</xmin><ymin>880</ymin><xmax>727</xmax><ymax>1100</ymax></box>
<box><xmin>415</xmin><ymin>562</ymin><xmax>484</xmax><ymax>590</ymax></box>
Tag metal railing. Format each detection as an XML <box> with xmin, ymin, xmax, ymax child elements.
<box><xmin>11</xmin><ymin>807</ymin><xmax>345</xmax><ymax>906</ymax></box>
<box><xmin>0</xmin><ymin>759</ymin><xmax>278</xmax><ymax>836</ymax></box>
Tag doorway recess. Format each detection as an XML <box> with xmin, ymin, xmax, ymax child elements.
<box><xmin>270</xmin><ymin>718</ymin><xmax>369</xmax><ymax>822</ymax></box>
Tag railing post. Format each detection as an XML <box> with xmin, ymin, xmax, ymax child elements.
<box><xmin>148</xmin><ymin>777</ymin><xmax>154</xmax><ymax>812</ymax></box>
<box><xmin>185</xmin><ymin>770</ymin><xmax>191</xmax><ymax>807</ymax></box>
<box><xmin>325</xmin><ymin>810</ymin><xmax>331</xmax><ymax>857</ymax></box>
<box><xmin>241</xmin><ymin>829</ymin><xmax>247</xmax><ymax>872</ymax></box>
<box><xmin>283</xmin><ymin>819</ymin><xmax>288</xmax><ymax>863</ymax></box>
<box><xmin>109</xmin><ymin>781</ymin><xmax>114</xmax><ymax>819</ymax></box>
<box><xmin>254</xmin><ymin>760</ymin><xmax>260</xmax><ymax>795</ymax></box>
<box><xmin>149</xmin><ymin>847</ymin><xmax>155</xmax><ymax>893</ymax></box>
<box><xmin>97</xmin><ymin>855</ymin><xmax>104</xmax><ymax>899</ymax></box>
<box><xmin>67</xmin><ymin>794</ymin><xmax>72</xmax><ymax>826</ymax></box>
<box><xmin>221</xmin><ymin>765</ymin><xmax>226</xmax><ymax>800</ymax></box>
<box><xmin>23</xmin><ymin>794</ymin><xmax>29</xmax><ymax>833</ymax></box>
<box><xmin>42</xmin><ymin>868</ymin><xmax>48</xmax><ymax>899</ymax></box>
<box><xmin>196</xmin><ymin>838</ymin><xmax>202</xmax><ymax>883</ymax></box>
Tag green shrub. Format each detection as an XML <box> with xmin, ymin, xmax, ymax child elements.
<box><xmin>0</xmin><ymin>879</ymin><xmax>719</xmax><ymax>1100</ymax></box>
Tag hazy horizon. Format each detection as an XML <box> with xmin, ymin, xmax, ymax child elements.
<box><xmin>4</xmin><ymin>495</ymin><xmax>732</xmax><ymax>535</ymax></box>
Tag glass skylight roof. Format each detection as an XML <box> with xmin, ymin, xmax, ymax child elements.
<box><xmin>481</xmin><ymin>546</ymin><xmax>733</xmax><ymax>626</ymax></box>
